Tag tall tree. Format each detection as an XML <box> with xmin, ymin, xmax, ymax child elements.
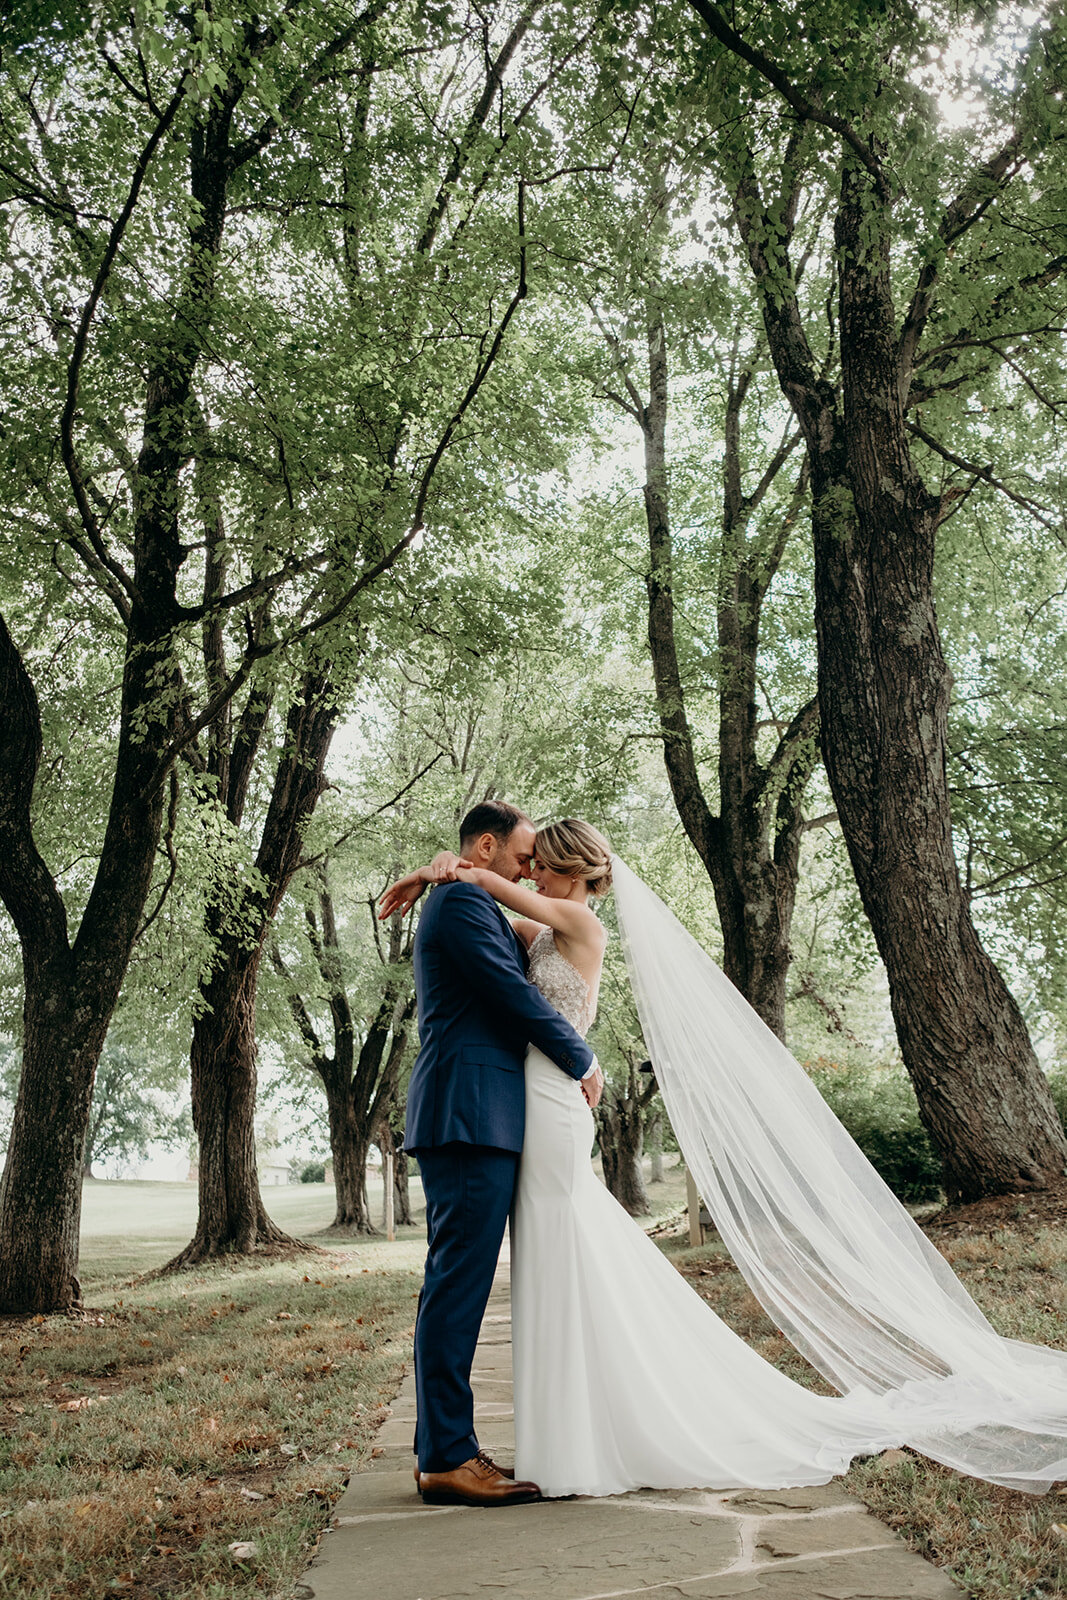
<box><xmin>597</xmin><ymin>272</ymin><xmax>817</xmax><ymax>1035</ymax></box>
<box><xmin>269</xmin><ymin>868</ymin><xmax>415</xmax><ymax>1236</ymax></box>
<box><xmin>541</xmin><ymin>138</ymin><xmax>821</xmax><ymax>1034</ymax></box>
<box><xmin>170</xmin><ymin>1</ymin><xmax>612</xmax><ymax>1262</ymax></box>
<box><xmin>665</xmin><ymin>0</ymin><xmax>1067</xmax><ymax>1198</ymax></box>
<box><xmin>0</xmin><ymin>6</ymin><xmax>386</xmax><ymax>1309</ymax></box>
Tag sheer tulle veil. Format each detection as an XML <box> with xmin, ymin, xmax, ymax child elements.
<box><xmin>610</xmin><ymin>854</ymin><xmax>1067</xmax><ymax>1492</ymax></box>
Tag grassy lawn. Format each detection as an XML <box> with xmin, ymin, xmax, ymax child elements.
<box><xmin>1</xmin><ymin>1181</ymin><xmax>427</xmax><ymax>1600</ymax></box>
<box><xmin>1</xmin><ymin>1162</ymin><xmax>681</xmax><ymax>1600</ymax></box>
<box><xmin>664</xmin><ymin>1213</ymin><xmax>1067</xmax><ymax>1600</ymax></box>
<box><xmin>77</xmin><ymin>1177</ymin><xmax>429</xmax><ymax>1289</ymax></box>
<box><xmin>7</xmin><ymin>1165</ymin><xmax>1066</xmax><ymax>1600</ymax></box>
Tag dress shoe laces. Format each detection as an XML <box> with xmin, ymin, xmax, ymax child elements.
<box><xmin>474</xmin><ymin>1449</ymin><xmax>501</xmax><ymax>1476</ymax></box>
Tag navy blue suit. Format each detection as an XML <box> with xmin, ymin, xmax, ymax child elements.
<box><xmin>405</xmin><ymin>881</ymin><xmax>594</xmax><ymax>1472</ymax></box>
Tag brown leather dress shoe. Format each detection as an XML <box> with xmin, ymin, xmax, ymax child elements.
<box><xmin>414</xmin><ymin>1450</ymin><xmax>514</xmax><ymax>1486</ymax></box>
<box><xmin>416</xmin><ymin>1453</ymin><xmax>540</xmax><ymax>1507</ymax></box>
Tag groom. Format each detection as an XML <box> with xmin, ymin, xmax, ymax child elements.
<box><xmin>381</xmin><ymin>800</ymin><xmax>602</xmax><ymax>1507</ymax></box>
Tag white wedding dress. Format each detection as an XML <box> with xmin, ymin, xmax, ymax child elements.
<box><xmin>510</xmin><ymin>883</ymin><xmax>1067</xmax><ymax>1499</ymax></box>
<box><xmin>511</xmin><ymin>926</ymin><xmax>898</xmax><ymax>1496</ymax></box>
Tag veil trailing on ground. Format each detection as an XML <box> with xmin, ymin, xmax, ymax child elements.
<box><xmin>611</xmin><ymin>855</ymin><xmax>1067</xmax><ymax>1493</ymax></box>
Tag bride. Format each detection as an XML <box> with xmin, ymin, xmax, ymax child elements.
<box><xmin>404</xmin><ymin>819</ymin><xmax>1067</xmax><ymax>1498</ymax></box>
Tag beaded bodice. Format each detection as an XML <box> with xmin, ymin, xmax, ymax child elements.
<box><xmin>527</xmin><ymin>927</ymin><xmax>596</xmax><ymax>1037</ymax></box>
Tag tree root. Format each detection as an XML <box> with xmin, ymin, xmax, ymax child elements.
<box><xmin>312</xmin><ymin>1220</ymin><xmax>380</xmax><ymax>1238</ymax></box>
<box><xmin>157</xmin><ymin>1228</ymin><xmax>323</xmax><ymax>1275</ymax></box>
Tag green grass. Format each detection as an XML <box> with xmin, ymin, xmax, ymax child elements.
<box><xmin>14</xmin><ymin>1166</ymin><xmax>1067</xmax><ymax>1600</ymax></box>
<box><xmin>0</xmin><ymin>1178</ymin><xmax>430</xmax><ymax>1600</ymax></box>
<box><xmin>78</xmin><ymin>1177</ymin><xmax>429</xmax><ymax>1290</ymax></box>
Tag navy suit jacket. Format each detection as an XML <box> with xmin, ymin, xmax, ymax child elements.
<box><xmin>403</xmin><ymin>881</ymin><xmax>595</xmax><ymax>1153</ymax></box>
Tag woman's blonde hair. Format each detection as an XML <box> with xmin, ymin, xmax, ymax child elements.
<box><xmin>534</xmin><ymin>819</ymin><xmax>613</xmax><ymax>897</ymax></box>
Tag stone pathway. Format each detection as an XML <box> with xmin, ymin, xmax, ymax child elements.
<box><xmin>300</xmin><ymin>1271</ymin><xmax>963</xmax><ymax>1600</ymax></box>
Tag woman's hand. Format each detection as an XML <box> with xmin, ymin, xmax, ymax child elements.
<box><xmin>424</xmin><ymin>850</ymin><xmax>469</xmax><ymax>883</ymax></box>
<box><xmin>377</xmin><ymin>852</ymin><xmax>473</xmax><ymax>919</ymax></box>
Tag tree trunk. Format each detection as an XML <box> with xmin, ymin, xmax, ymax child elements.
<box><xmin>376</xmin><ymin>1118</ymin><xmax>414</xmax><ymax>1227</ymax></box>
<box><xmin>0</xmin><ymin>978</ymin><xmax>105</xmax><ymax>1310</ymax></box>
<box><xmin>393</xmin><ymin>1143</ymin><xmax>413</xmax><ymax>1227</ymax></box>
<box><xmin>808</xmin><ymin>169</ymin><xmax>1067</xmax><ymax>1202</ymax></box>
<box><xmin>0</xmin><ymin>599</ymin><xmax>175</xmax><ymax>1311</ymax></box>
<box><xmin>328</xmin><ymin>1091</ymin><xmax>375</xmax><ymax>1234</ymax></box>
<box><xmin>169</xmin><ymin>944</ymin><xmax>297</xmax><ymax>1265</ymax></box>
<box><xmin>646</xmin><ymin>1110</ymin><xmax>665</xmax><ymax>1184</ymax></box>
<box><xmin>169</xmin><ymin>673</ymin><xmax>337</xmax><ymax>1267</ymax></box>
<box><xmin>725</xmin><ymin>140</ymin><xmax>1067</xmax><ymax>1201</ymax></box>
<box><xmin>596</xmin><ymin>1086</ymin><xmax>651</xmax><ymax>1216</ymax></box>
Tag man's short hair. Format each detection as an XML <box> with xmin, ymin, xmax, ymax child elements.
<box><xmin>459</xmin><ymin>800</ymin><xmax>531</xmax><ymax>852</ymax></box>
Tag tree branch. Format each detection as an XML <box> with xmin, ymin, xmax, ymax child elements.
<box><xmin>971</xmin><ymin>832</ymin><xmax>1067</xmax><ymax>897</ymax></box>
<box><xmin>59</xmin><ymin>75</ymin><xmax>187</xmax><ymax>597</ymax></box>
<box><xmin>417</xmin><ymin>2</ymin><xmax>543</xmax><ymax>256</ymax></box>
<box><xmin>227</xmin><ymin>1</ymin><xmax>389</xmax><ymax>170</ymax></box>
<box><xmin>908</xmin><ymin>420</ymin><xmax>1062</xmax><ymax>534</ymax></box>
<box><xmin>685</xmin><ymin>0</ymin><xmax>891</xmax><ymax>199</ymax></box>
<box><xmin>268</xmin><ymin>938</ymin><xmax>326</xmax><ymax>1066</ymax></box>
<box><xmin>136</xmin><ymin>769</ymin><xmax>180</xmax><ymax>940</ymax></box>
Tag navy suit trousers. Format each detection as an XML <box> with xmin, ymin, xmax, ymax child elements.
<box><xmin>412</xmin><ymin>1143</ymin><xmax>519</xmax><ymax>1472</ymax></box>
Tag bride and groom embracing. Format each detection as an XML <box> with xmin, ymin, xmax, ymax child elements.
<box><xmin>380</xmin><ymin>801</ymin><xmax>1067</xmax><ymax>1508</ymax></box>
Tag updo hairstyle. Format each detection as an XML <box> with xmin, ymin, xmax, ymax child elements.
<box><xmin>534</xmin><ymin>819</ymin><xmax>613</xmax><ymax>898</ymax></box>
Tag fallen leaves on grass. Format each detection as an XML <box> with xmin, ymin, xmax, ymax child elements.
<box><xmin>227</xmin><ymin>1541</ymin><xmax>258</xmax><ymax>1561</ymax></box>
<box><xmin>0</xmin><ymin>1256</ymin><xmax>417</xmax><ymax>1600</ymax></box>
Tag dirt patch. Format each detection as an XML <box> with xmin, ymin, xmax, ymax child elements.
<box><xmin>921</xmin><ymin>1181</ymin><xmax>1067</xmax><ymax>1239</ymax></box>
<box><xmin>678</xmin><ymin>1256</ymin><xmax>736</xmax><ymax>1278</ymax></box>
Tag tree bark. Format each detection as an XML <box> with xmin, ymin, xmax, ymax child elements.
<box><xmin>595</xmin><ymin>1058</ymin><xmax>655</xmax><ymax>1216</ymax></box>
<box><xmin>395</xmin><ymin>1142</ymin><xmax>414</xmax><ymax>1227</ymax></box>
<box><xmin>721</xmin><ymin>124</ymin><xmax>1067</xmax><ymax>1199</ymax></box>
<box><xmin>0</xmin><ymin>970</ymin><xmax>105</xmax><ymax>1311</ymax></box>
<box><xmin>170</xmin><ymin>943</ymin><xmax>293</xmax><ymax>1264</ymax></box>
<box><xmin>171</xmin><ymin>675</ymin><xmax>337</xmax><ymax>1265</ymax></box>
<box><xmin>323</xmin><ymin>980</ymin><xmax>389</xmax><ymax>1236</ymax></box>
<box><xmin>328</xmin><ymin>1097</ymin><xmax>374</xmax><ymax>1233</ymax></box>
<box><xmin>375</xmin><ymin>1118</ymin><xmax>414</xmax><ymax>1228</ymax></box>
<box><xmin>814</xmin><ymin>166</ymin><xmax>1067</xmax><ymax>1201</ymax></box>
<box><xmin>646</xmin><ymin>1110</ymin><xmax>665</xmax><ymax>1184</ymax></box>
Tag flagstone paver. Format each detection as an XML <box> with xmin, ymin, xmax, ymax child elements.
<box><xmin>299</xmin><ymin>1272</ymin><xmax>963</xmax><ymax>1600</ymax></box>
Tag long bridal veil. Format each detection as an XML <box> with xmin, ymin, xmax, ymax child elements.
<box><xmin>611</xmin><ymin>855</ymin><xmax>1067</xmax><ymax>1492</ymax></box>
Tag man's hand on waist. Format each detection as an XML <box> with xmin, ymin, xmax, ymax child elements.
<box><xmin>580</xmin><ymin>1056</ymin><xmax>604</xmax><ymax>1109</ymax></box>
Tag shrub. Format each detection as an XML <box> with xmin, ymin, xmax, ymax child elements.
<box><xmin>805</xmin><ymin>1058</ymin><xmax>1067</xmax><ymax>1206</ymax></box>
<box><xmin>299</xmin><ymin>1161</ymin><xmax>326</xmax><ymax>1184</ymax></box>
<box><xmin>1045</xmin><ymin>1065</ymin><xmax>1067</xmax><ymax>1132</ymax></box>
<box><xmin>805</xmin><ymin>1057</ymin><xmax>944</xmax><ymax>1203</ymax></box>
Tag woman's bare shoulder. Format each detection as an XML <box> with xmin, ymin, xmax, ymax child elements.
<box><xmin>512</xmin><ymin>916</ymin><xmax>547</xmax><ymax>949</ymax></box>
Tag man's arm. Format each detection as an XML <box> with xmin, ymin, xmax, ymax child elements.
<box><xmin>440</xmin><ymin>884</ymin><xmax>596</xmax><ymax>1084</ymax></box>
